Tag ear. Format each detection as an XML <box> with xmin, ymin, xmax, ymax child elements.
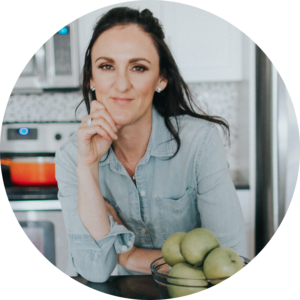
<box><xmin>157</xmin><ymin>76</ymin><xmax>168</xmax><ymax>91</ymax></box>
<box><xmin>89</xmin><ymin>79</ymin><xmax>95</xmax><ymax>90</ymax></box>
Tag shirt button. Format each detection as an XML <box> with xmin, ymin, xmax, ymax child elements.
<box><xmin>141</xmin><ymin>228</ymin><xmax>147</xmax><ymax>233</ymax></box>
<box><xmin>127</xmin><ymin>241</ymin><xmax>132</xmax><ymax>247</ymax></box>
<box><xmin>121</xmin><ymin>245</ymin><xmax>127</xmax><ymax>252</ymax></box>
<box><xmin>140</xmin><ymin>190</ymin><xmax>146</xmax><ymax>196</ymax></box>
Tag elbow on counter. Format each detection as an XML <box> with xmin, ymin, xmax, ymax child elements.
<box><xmin>70</xmin><ymin>247</ymin><xmax>118</xmax><ymax>283</ymax></box>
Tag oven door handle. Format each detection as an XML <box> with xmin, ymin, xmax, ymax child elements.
<box><xmin>10</xmin><ymin>200</ymin><xmax>61</xmax><ymax>211</ymax></box>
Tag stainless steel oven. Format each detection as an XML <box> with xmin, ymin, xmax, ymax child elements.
<box><xmin>0</xmin><ymin>122</ymin><xmax>80</xmax><ymax>276</ymax></box>
<box><xmin>11</xmin><ymin>202</ymin><xmax>77</xmax><ymax>276</ymax></box>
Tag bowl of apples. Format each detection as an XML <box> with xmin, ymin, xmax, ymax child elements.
<box><xmin>150</xmin><ymin>229</ymin><xmax>250</xmax><ymax>299</ymax></box>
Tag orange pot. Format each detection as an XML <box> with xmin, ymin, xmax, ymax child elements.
<box><xmin>1</xmin><ymin>157</ymin><xmax>57</xmax><ymax>186</ymax></box>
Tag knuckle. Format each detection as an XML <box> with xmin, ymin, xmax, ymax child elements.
<box><xmin>81</xmin><ymin>115</ymin><xmax>91</xmax><ymax>125</ymax></box>
<box><xmin>98</xmin><ymin>118</ymin><xmax>104</xmax><ymax>125</ymax></box>
<box><xmin>96</xmin><ymin>100</ymin><xmax>105</xmax><ymax>108</ymax></box>
<box><xmin>93</xmin><ymin>100</ymin><xmax>105</xmax><ymax>109</ymax></box>
<box><xmin>96</xmin><ymin>107</ymin><xmax>106</xmax><ymax>116</ymax></box>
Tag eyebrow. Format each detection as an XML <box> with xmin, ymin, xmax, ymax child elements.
<box><xmin>95</xmin><ymin>56</ymin><xmax>151</xmax><ymax>64</ymax></box>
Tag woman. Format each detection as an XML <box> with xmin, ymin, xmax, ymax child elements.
<box><xmin>55</xmin><ymin>7</ymin><xmax>246</xmax><ymax>282</ymax></box>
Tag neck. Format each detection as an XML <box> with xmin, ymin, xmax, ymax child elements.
<box><xmin>112</xmin><ymin>110</ymin><xmax>152</xmax><ymax>165</ymax></box>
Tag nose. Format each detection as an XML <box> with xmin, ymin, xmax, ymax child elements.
<box><xmin>115</xmin><ymin>69</ymin><xmax>131</xmax><ymax>92</ymax></box>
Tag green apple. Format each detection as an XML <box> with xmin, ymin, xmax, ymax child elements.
<box><xmin>162</xmin><ymin>232</ymin><xmax>187</xmax><ymax>266</ymax></box>
<box><xmin>168</xmin><ymin>285</ymin><xmax>218</xmax><ymax>300</ymax></box>
<box><xmin>203</xmin><ymin>247</ymin><xmax>243</xmax><ymax>285</ymax></box>
<box><xmin>167</xmin><ymin>263</ymin><xmax>208</xmax><ymax>300</ymax></box>
<box><xmin>168</xmin><ymin>263</ymin><xmax>208</xmax><ymax>286</ymax></box>
<box><xmin>181</xmin><ymin>228</ymin><xmax>220</xmax><ymax>266</ymax></box>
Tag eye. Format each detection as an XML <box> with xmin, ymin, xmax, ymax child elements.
<box><xmin>133</xmin><ymin>65</ymin><xmax>147</xmax><ymax>72</ymax></box>
<box><xmin>99</xmin><ymin>64</ymin><xmax>114</xmax><ymax>70</ymax></box>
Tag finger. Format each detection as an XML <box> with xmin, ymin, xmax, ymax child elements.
<box><xmin>90</xmin><ymin>118</ymin><xmax>118</xmax><ymax>140</ymax></box>
<box><xmin>105</xmin><ymin>201</ymin><xmax>115</xmax><ymax>214</ymax></box>
<box><xmin>78</xmin><ymin>124</ymin><xmax>112</xmax><ymax>142</ymax></box>
<box><xmin>81</xmin><ymin>100</ymin><xmax>106</xmax><ymax>123</ymax></box>
<box><xmin>114</xmin><ymin>215</ymin><xmax>124</xmax><ymax>226</ymax></box>
<box><xmin>90</xmin><ymin>99</ymin><xmax>106</xmax><ymax>114</ymax></box>
<box><xmin>83</xmin><ymin>102</ymin><xmax>117</xmax><ymax>132</ymax></box>
<box><xmin>89</xmin><ymin>109</ymin><xmax>118</xmax><ymax>132</ymax></box>
<box><xmin>111</xmin><ymin>211</ymin><xmax>123</xmax><ymax>225</ymax></box>
<box><xmin>105</xmin><ymin>200</ymin><xmax>113</xmax><ymax>208</ymax></box>
<box><xmin>81</xmin><ymin>112</ymin><xmax>117</xmax><ymax>136</ymax></box>
<box><xmin>105</xmin><ymin>202</ymin><xmax>124</xmax><ymax>225</ymax></box>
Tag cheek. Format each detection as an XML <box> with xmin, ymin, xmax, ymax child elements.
<box><xmin>134</xmin><ymin>76</ymin><xmax>157</xmax><ymax>98</ymax></box>
<box><xmin>93</xmin><ymin>74</ymin><xmax>112</xmax><ymax>99</ymax></box>
<box><xmin>92</xmin><ymin>65</ymin><xmax>112</xmax><ymax>85</ymax></box>
<box><xmin>96</xmin><ymin>81</ymin><xmax>109</xmax><ymax>92</ymax></box>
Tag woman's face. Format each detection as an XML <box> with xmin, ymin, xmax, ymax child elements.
<box><xmin>90</xmin><ymin>24</ymin><xmax>167</xmax><ymax>128</ymax></box>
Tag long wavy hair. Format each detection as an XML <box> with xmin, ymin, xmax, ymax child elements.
<box><xmin>76</xmin><ymin>7</ymin><xmax>230</xmax><ymax>159</ymax></box>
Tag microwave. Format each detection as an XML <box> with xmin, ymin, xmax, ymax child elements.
<box><xmin>13</xmin><ymin>20</ymin><xmax>80</xmax><ymax>93</ymax></box>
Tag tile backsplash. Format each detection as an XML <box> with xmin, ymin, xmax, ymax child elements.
<box><xmin>3</xmin><ymin>82</ymin><xmax>248</xmax><ymax>182</ymax></box>
<box><xmin>3</xmin><ymin>92</ymin><xmax>87</xmax><ymax>123</ymax></box>
<box><xmin>189</xmin><ymin>82</ymin><xmax>239</xmax><ymax>171</ymax></box>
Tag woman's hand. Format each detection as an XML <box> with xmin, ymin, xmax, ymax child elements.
<box><xmin>104</xmin><ymin>201</ymin><xmax>137</xmax><ymax>268</ymax></box>
<box><xmin>105</xmin><ymin>201</ymin><xmax>124</xmax><ymax>226</ymax></box>
<box><xmin>77</xmin><ymin>100</ymin><xmax>118</xmax><ymax>168</ymax></box>
<box><xmin>105</xmin><ymin>201</ymin><xmax>170</xmax><ymax>274</ymax></box>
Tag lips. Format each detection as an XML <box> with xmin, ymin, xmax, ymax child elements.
<box><xmin>112</xmin><ymin>97</ymin><xmax>133</xmax><ymax>106</ymax></box>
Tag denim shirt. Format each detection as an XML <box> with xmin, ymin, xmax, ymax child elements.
<box><xmin>55</xmin><ymin>106</ymin><xmax>246</xmax><ymax>282</ymax></box>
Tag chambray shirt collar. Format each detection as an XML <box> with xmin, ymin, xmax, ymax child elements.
<box><xmin>99</xmin><ymin>106</ymin><xmax>176</xmax><ymax>170</ymax></box>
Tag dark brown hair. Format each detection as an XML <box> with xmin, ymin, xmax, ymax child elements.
<box><xmin>76</xmin><ymin>7</ymin><xmax>230</xmax><ymax>158</ymax></box>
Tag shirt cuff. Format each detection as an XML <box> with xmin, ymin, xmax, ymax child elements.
<box><xmin>96</xmin><ymin>214</ymin><xmax>135</xmax><ymax>254</ymax></box>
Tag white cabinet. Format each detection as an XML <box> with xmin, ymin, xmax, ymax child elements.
<box><xmin>77</xmin><ymin>1</ymin><xmax>244</xmax><ymax>82</ymax></box>
<box><xmin>161</xmin><ymin>2</ymin><xmax>244</xmax><ymax>82</ymax></box>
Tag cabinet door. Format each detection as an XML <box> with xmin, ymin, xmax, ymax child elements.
<box><xmin>161</xmin><ymin>2</ymin><xmax>243</xmax><ymax>82</ymax></box>
<box><xmin>13</xmin><ymin>51</ymin><xmax>44</xmax><ymax>90</ymax></box>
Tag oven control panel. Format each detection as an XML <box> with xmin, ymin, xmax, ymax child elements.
<box><xmin>0</xmin><ymin>123</ymin><xmax>80</xmax><ymax>153</ymax></box>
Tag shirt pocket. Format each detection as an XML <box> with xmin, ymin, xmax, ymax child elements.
<box><xmin>156</xmin><ymin>187</ymin><xmax>200</xmax><ymax>240</ymax></box>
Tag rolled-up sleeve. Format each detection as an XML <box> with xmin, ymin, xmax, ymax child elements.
<box><xmin>195</xmin><ymin>124</ymin><xmax>247</xmax><ymax>257</ymax></box>
<box><xmin>55</xmin><ymin>143</ymin><xmax>135</xmax><ymax>282</ymax></box>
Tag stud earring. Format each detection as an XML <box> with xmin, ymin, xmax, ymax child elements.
<box><xmin>156</xmin><ymin>87</ymin><xmax>162</xmax><ymax>93</ymax></box>
<box><xmin>90</xmin><ymin>86</ymin><xmax>95</xmax><ymax>91</ymax></box>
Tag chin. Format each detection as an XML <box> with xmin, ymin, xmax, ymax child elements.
<box><xmin>111</xmin><ymin>112</ymin><xmax>130</xmax><ymax>122</ymax></box>
<box><xmin>108</xmin><ymin>107</ymin><xmax>133</xmax><ymax>125</ymax></box>
<box><xmin>111</xmin><ymin>114</ymin><xmax>133</xmax><ymax>129</ymax></box>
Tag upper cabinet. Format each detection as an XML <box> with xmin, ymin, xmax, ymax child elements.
<box><xmin>161</xmin><ymin>2</ymin><xmax>244</xmax><ymax>82</ymax></box>
<box><xmin>78</xmin><ymin>1</ymin><xmax>244</xmax><ymax>82</ymax></box>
